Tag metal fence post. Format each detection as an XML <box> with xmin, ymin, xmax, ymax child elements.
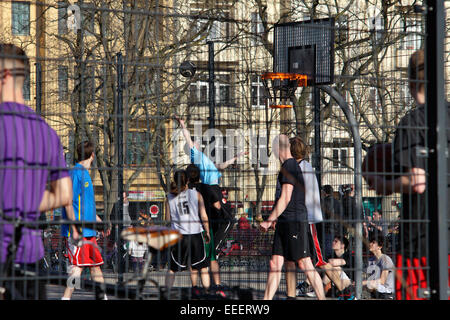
<box><xmin>116</xmin><ymin>52</ymin><xmax>125</xmax><ymax>283</ymax></box>
<box><xmin>208</xmin><ymin>40</ymin><xmax>216</xmax><ymax>129</ymax></box>
<box><xmin>313</xmin><ymin>87</ymin><xmax>321</xmax><ymax>189</ymax></box>
<box><xmin>35</xmin><ymin>62</ymin><xmax>42</xmax><ymax>115</ymax></box>
<box><xmin>319</xmin><ymin>85</ymin><xmax>363</xmax><ymax>300</ymax></box>
<box><xmin>425</xmin><ymin>0</ymin><xmax>448</xmax><ymax>300</ymax></box>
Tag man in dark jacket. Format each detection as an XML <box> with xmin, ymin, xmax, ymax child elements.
<box><xmin>321</xmin><ymin>185</ymin><xmax>344</xmax><ymax>259</ymax></box>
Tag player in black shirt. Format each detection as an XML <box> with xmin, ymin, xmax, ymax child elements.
<box><xmin>366</xmin><ymin>49</ymin><xmax>450</xmax><ymax>300</ymax></box>
<box><xmin>260</xmin><ymin>134</ymin><xmax>325</xmax><ymax>300</ymax></box>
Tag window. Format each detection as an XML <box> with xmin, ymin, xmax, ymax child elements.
<box><xmin>58</xmin><ymin>66</ymin><xmax>68</xmax><ymax>101</ymax></box>
<box><xmin>369</xmin><ymin>87</ymin><xmax>380</xmax><ymax>110</ymax></box>
<box><xmin>12</xmin><ymin>2</ymin><xmax>30</xmax><ymax>36</ymax></box>
<box><xmin>77</xmin><ymin>2</ymin><xmax>95</xmax><ymax>36</ymax></box>
<box><xmin>337</xmin><ymin>15</ymin><xmax>349</xmax><ymax>44</ymax></box>
<box><xmin>332</xmin><ymin>148</ymin><xmax>347</xmax><ymax>168</ymax></box>
<box><xmin>208</xmin><ymin>11</ymin><xmax>230</xmax><ymax>41</ymax></box>
<box><xmin>190</xmin><ymin>9</ymin><xmax>230</xmax><ymax>41</ymax></box>
<box><xmin>251</xmin><ymin>12</ymin><xmax>264</xmax><ymax>45</ymax></box>
<box><xmin>57</xmin><ymin>2</ymin><xmax>68</xmax><ymax>34</ymax></box>
<box><xmin>251</xmin><ymin>135</ymin><xmax>269</xmax><ymax>169</ymax></box>
<box><xmin>82</xmin><ymin>65</ymin><xmax>95</xmax><ymax>103</ymax></box>
<box><xmin>251</xmin><ymin>75</ymin><xmax>266</xmax><ymax>108</ymax></box>
<box><xmin>126</xmin><ymin>131</ymin><xmax>149</xmax><ymax>165</ymax></box>
<box><xmin>399</xmin><ymin>83</ymin><xmax>413</xmax><ymax>108</ymax></box>
<box><xmin>290</xmin><ymin>1</ymin><xmax>309</xmax><ymax>21</ymax></box>
<box><xmin>100</xmin><ymin>9</ymin><xmax>110</xmax><ymax>36</ymax></box>
<box><xmin>399</xmin><ymin>17</ymin><xmax>423</xmax><ymax>50</ymax></box>
<box><xmin>331</xmin><ymin>139</ymin><xmax>349</xmax><ymax>169</ymax></box>
<box><xmin>189</xmin><ymin>74</ymin><xmax>232</xmax><ymax>106</ymax></box>
<box><xmin>189</xmin><ymin>80</ymin><xmax>208</xmax><ymax>106</ymax></box>
<box><xmin>368</xmin><ymin>7</ymin><xmax>384</xmax><ymax>44</ymax></box>
<box><xmin>23</xmin><ymin>72</ymin><xmax>30</xmax><ymax>100</ymax></box>
<box><xmin>217</xmin><ymin>74</ymin><xmax>231</xmax><ymax>106</ymax></box>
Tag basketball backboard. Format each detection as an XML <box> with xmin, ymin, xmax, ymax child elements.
<box><xmin>273</xmin><ymin>18</ymin><xmax>335</xmax><ymax>85</ymax></box>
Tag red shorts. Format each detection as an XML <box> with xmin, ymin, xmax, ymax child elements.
<box><xmin>67</xmin><ymin>237</ymin><xmax>104</xmax><ymax>267</ymax></box>
<box><xmin>395</xmin><ymin>254</ymin><xmax>450</xmax><ymax>300</ymax></box>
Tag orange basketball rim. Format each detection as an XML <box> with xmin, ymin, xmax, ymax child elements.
<box><xmin>261</xmin><ymin>72</ymin><xmax>308</xmax><ymax>109</ymax></box>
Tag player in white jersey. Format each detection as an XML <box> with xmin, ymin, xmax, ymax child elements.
<box><xmin>164</xmin><ymin>170</ymin><xmax>211</xmax><ymax>295</ymax></box>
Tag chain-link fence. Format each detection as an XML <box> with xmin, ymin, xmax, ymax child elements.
<box><xmin>0</xmin><ymin>0</ymin><xmax>449</xmax><ymax>300</ymax></box>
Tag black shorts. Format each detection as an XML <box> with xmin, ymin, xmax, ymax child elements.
<box><xmin>308</xmin><ymin>224</ymin><xmax>327</xmax><ymax>267</ymax></box>
<box><xmin>209</xmin><ymin>184</ymin><xmax>223</xmax><ymax>204</ymax></box>
<box><xmin>169</xmin><ymin>233</ymin><xmax>209</xmax><ymax>272</ymax></box>
<box><xmin>272</xmin><ymin>220</ymin><xmax>310</xmax><ymax>261</ymax></box>
<box><xmin>208</xmin><ymin>184</ymin><xmax>234</xmax><ymax>254</ymax></box>
<box><xmin>283</xmin><ymin>224</ymin><xmax>327</xmax><ymax>267</ymax></box>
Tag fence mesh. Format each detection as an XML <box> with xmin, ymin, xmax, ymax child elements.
<box><xmin>0</xmin><ymin>0</ymin><xmax>449</xmax><ymax>300</ymax></box>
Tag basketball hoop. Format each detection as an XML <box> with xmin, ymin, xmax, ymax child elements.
<box><xmin>261</xmin><ymin>72</ymin><xmax>307</xmax><ymax>108</ymax></box>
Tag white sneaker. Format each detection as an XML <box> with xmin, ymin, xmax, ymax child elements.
<box><xmin>306</xmin><ymin>291</ymin><xmax>317</xmax><ymax>298</ymax></box>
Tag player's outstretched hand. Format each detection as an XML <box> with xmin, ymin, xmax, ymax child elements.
<box><xmin>174</xmin><ymin>115</ymin><xmax>185</xmax><ymax>128</ymax></box>
<box><xmin>237</xmin><ymin>151</ymin><xmax>249</xmax><ymax>158</ymax></box>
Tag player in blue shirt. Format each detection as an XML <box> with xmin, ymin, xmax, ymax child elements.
<box><xmin>176</xmin><ymin>116</ymin><xmax>247</xmax><ymax>186</ymax></box>
<box><xmin>61</xmin><ymin>163</ymin><xmax>96</xmax><ymax>238</ymax></box>
<box><xmin>61</xmin><ymin>141</ymin><xmax>109</xmax><ymax>300</ymax></box>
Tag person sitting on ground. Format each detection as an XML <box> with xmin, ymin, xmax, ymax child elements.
<box><xmin>361</xmin><ymin>235</ymin><xmax>395</xmax><ymax>300</ymax></box>
<box><xmin>322</xmin><ymin>235</ymin><xmax>354</xmax><ymax>297</ymax></box>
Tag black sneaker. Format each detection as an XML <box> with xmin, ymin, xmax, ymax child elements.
<box><xmin>296</xmin><ymin>281</ymin><xmax>311</xmax><ymax>297</ymax></box>
<box><xmin>337</xmin><ymin>285</ymin><xmax>356</xmax><ymax>300</ymax></box>
<box><xmin>211</xmin><ymin>285</ymin><xmax>227</xmax><ymax>299</ymax></box>
<box><xmin>191</xmin><ymin>286</ymin><xmax>204</xmax><ymax>299</ymax></box>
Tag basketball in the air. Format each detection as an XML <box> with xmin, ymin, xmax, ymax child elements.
<box><xmin>179</xmin><ymin>61</ymin><xmax>196</xmax><ymax>78</ymax></box>
<box><xmin>362</xmin><ymin>143</ymin><xmax>393</xmax><ymax>182</ymax></box>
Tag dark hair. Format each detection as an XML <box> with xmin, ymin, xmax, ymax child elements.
<box><xmin>335</xmin><ymin>235</ymin><xmax>349</xmax><ymax>250</ymax></box>
<box><xmin>170</xmin><ymin>170</ymin><xmax>188</xmax><ymax>195</ymax></box>
<box><xmin>340</xmin><ymin>184</ymin><xmax>353</xmax><ymax>194</ymax></box>
<box><xmin>289</xmin><ymin>136</ymin><xmax>310</xmax><ymax>160</ymax></box>
<box><xmin>369</xmin><ymin>234</ymin><xmax>384</xmax><ymax>248</ymax></box>
<box><xmin>408</xmin><ymin>49</ymin><xmax>425</xmax><ymax>93</ymax></box>
<box><xmin>323</xmin><ymin>185</ymin><xmax>334</xmax><ymax>195</ymax></box>
<box><xmin>0</xmin><ymin>43</ymin><xmax>30</xmax><ymax>76</ymax></box>
<box><xmin>186</xmin><ymin>164</ymin><xmax>200</xmax><ymax>184</ymax></box>
<box><xmin>76</xmin><ymin>141</ymin><xmax>95</xmax><ymax>161</ymax></box>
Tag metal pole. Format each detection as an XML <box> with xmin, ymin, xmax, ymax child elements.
<box><xmin>313</xmin><ymin>87</ymin><xmax>321</xmax><ymax>189</ymax></box>
<box><xmin>208</xmin><ymin>41</ymin><xmax>216</xmax><ymax>129</ymax></box>
<box><xmin>116</xmin><ymin>52</ymin><xmax>125</xmax><ymax>283</ymax></box>
<box><xmin>35</xmin><ymin>62</ymin><xmax>42</xmax><ymax>115</ymax></box>
<box><xmin>425</xmin><ymin>0</ymin><xmax>448</xmax><ymax>300</ymax></box>
<box><xmin>318</xmin><ymin>85</ymin><xmax>363</xmax><ymax>300</ymax></box>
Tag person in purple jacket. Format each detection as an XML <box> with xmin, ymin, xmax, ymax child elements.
<box><xmin>0</xmin><ymin>43</ymin><xmax>72</xmax><ymax>299</ymax></box>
